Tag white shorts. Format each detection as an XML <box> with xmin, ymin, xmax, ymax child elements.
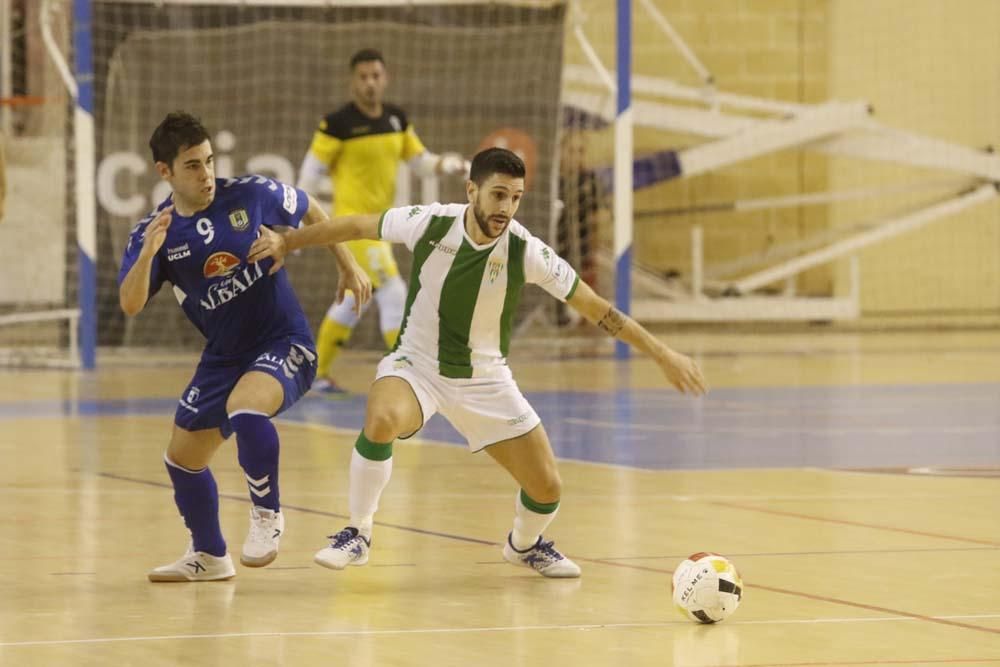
<box><xmin>374</xmin><ymin>351</ymin><xmax>541</xmax><ymax>452</ymax></box>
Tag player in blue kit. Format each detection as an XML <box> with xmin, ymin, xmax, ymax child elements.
<box><xmin>119</xmin><ymin>111</ymin><xmax>371</xmax><ymax>581</ymax></box>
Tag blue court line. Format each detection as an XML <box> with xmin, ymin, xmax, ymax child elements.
<box><xmin>4</xmin><ymin>383</ymin><xmax>999</xmax><ymax>470</ymax></box>
<box><xmin>0</xmin><ymin>397</ymin><xmax>177</xmax><ymax>418</ymax></box>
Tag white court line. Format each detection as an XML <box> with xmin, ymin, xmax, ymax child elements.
<box><xmin>3</xmin><ymin>614</ymin><xmax>1000</xmax><ymax>647</ymax></box>
<box><xmin>733</xmin><ymin>612</ymin><xmax>1000</xmax><ymax>626</ymax></box>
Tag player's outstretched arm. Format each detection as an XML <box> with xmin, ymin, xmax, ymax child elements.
<box><xmin>435</xmin><ymin>152</ymin><xmax>469</xmax><ymax>176</ymax></box>
<box><xmin>296</xmin><ymin>151</ymin><xmax>330</xmax><ymax>198</ymax></box>
<box><xmin>408</xmin><ymin>150</ymin><xmax>469</xmax><ymax>178</ymax></box>
<box><xmin>247</xmin><ymin>210</ymin><xmax>379</xmax><ymax>266</ymax></box>
<box><xmin>119</xmin><ymin>206</ymin><xmax>172</xmax><ymax>316</ymax></box>
<box><xmin>566</xmin><ymin>281</ymin><xmax>708</xmax><ymax>396</ymax></box>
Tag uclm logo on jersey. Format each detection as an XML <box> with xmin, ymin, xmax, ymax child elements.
<box><xmin>203</xmin><ymin>252</ymin><xmax>241</xmax><ymax>278</ymax></box>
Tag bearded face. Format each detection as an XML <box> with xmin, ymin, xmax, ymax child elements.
<box><xmin>467</xmin><ymin>174</ymin><xmax>524</xmax><ymax>241</ymax></box>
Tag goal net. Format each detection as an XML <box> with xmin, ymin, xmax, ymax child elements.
<box><xmin>562</xmin><ymin>0</ymin><xmax>1000</xmax><ymax>327</ymax></box>
<box><xmin>0</xmin><ymin>0</ymin><xmax>79</xmax><ymax>367</ymax></box>
<box><xmin>100</xmin><ymin>0</ymin><xmax>569</xmax><ymax>361</ymax></box>
<box><xmin>5</xmin><ymin>0</ymin><xmax>568</xmax><ymax>366</ymax></box>
<box><xmin>21</xmin><ymin>0</ymin><xmax>995</xmax><ymax>370</ymax></box>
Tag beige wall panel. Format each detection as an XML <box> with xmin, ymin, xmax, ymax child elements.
<box><xmin>568</xmin><ymin>1</ymin><xmax>833</xmax><ymax>299</ymax></box>
<box><xmin>828</xmin><ymin>0</ymin><xmax>1000</xmax><ymax>312</ymax></box>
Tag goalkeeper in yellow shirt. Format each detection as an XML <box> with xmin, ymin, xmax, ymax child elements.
<box><xmin>298</xmin><ymin>48</ymin><xmax>467</xmax><ymax>393</ymax></box>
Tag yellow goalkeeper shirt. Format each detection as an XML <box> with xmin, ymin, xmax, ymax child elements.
<box><xmin>306</xmin><ymin>102</ymin><xmax>427</xmax><ymax>216</ymax></box>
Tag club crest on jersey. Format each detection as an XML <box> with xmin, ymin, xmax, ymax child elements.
<box><xmin>488</xmin><ymin>259</ymin><xmax>504</xmax><ymax>283</ymax></box>
<box><xmin>228</xmin><ymin>208</ymin><xmax>250</xmax><ymax>232</ymax></box>
<box><xmin>203</xmin><ymin>252</ymin><xmax>241</xmax><ymax>278</ymax></box>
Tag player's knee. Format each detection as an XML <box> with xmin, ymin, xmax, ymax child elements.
<box><xmin>167</xmin><ymin>441</ymin><xmax>209</xmax><ymax>470</ymax></box>
<box><xmin>364</xmin><ymin>412</ymin><xmax>401</xmax><ymax>442</ymax></box>
<box><xmin>364</xmin><ymin>408</ymin><xmax>409</xmax><ymax>442</ymax></box>
<box><xmin>224</xmin><ymin>393</ymin><xmax>265</xmax><ymax>416</ymax></box>
<box><xmin>530</xmin><ymin>478</ymin><xmax>562</xmax><ymax>503</ymax></box>
<box><xmin>528</xmin><ymin>471</ymin><xmax>562</xmax><ymax>505</ymax></box>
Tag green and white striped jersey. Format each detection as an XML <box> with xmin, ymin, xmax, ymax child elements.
<box><xmin>379</xmin><ymin>202</ymin><xmax>580</xmax><ymax>379</ymax></box>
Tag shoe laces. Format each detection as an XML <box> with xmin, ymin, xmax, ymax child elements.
<box><xmin>249</xmin><ymin>509</ymin><xmax>278</xmax><ymax>542</ymax></box>
<box><xmin>327</xmin><ymin>527</ymin><xmax>361</xmax><ymax>550</ymax></box>
<box><xmin>525</xmin><ymin>539</ymin><xmax>563</xmax><ymax>566</ymax></box>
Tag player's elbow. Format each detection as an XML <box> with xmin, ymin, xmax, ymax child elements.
<box><xmin>566</xmin><ymin>283</ymin><xmax>605</xmax><ymax>321</ymax></box>
<box><xmin>119</xmin><ymin>289</ymin><xmax>143</xmax><ymax>317</ymax></box>
<box><xmin>120</xmin><ymin>301</ymin><xmax>142</xmax><ymax>318</ymax></box>
<box><xmin>331</xmin><ymin>216</ymin><xmax>375</xmax><ymax>243</ymax></box>
<box><xmin>327</xmin><ymin>220</ymin><xmax>359</xmax><ymax>245</ymax></box>
<box><xmin>357</xmin><ymin>215</ymin><xmax>381</xmax><ymax>241</ymax></box>
<box><xmin>349</xmin><ymin>218</ymin><xmax>370</xmax><ymax>241</ymax></box>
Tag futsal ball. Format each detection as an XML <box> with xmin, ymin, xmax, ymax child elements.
<box><xmin>671</xmin><ymin>552</ymin><xmax>743</xmax><ymax>624</ymax></box>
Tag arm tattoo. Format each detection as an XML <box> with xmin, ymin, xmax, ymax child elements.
<box><xmin>598</xmin><ymin>306</ymin><xmax>626</xmax><ymax>336</ymax></box>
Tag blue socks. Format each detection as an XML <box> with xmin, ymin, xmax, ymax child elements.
<box><xmin>164</xmin><ymin>455</ymin><xmax>227</xmax><ymax>557</ymax></box>
<box><xmin>164</xmin><ymin>411</ymin><xmax>280</xmax><ymax>556</ymax></box>
<box><xmin>230</xmin><ymin>410</ymin><xmax>281</xmax><ymax>512</ymax></box>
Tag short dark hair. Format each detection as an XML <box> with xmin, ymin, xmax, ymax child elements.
<box><xmin>350</xmin><ymin>48</ymin><xmax>385</xmax><ymax>70</ymax></box>
<box><xmin>469</xmin><ymin>147</ymin><xmax>526</xmax><ymax>185</ymax></box>
<box><xmin>149</xmin><ymin>111</ymin><xmax>210</xmax><ymax>166</ymax></box>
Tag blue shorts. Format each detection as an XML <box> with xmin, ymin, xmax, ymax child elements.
<box><xmin>174</xmin><ymin>336</ymin><xmax>316</xmax><ymax>438</ymax></box>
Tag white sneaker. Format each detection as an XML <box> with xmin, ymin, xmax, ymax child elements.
<box><xmin>313</xmin><ymin>526</ymin><xmax>370</xmax><ymax>570</ymax></box>
<box><xmin>241</xmin><ymin>506</ymin><xmax>284</xmax><ymax>567</ymax></box>
<box><xmin>502</xmin><ymin>533</ymin><xmax>581</xmax><ymax>578</ymax></box>
<box><xmin>148</xmin><ymin>547</ymin><xmax>236</xmax><ymax>582</ymax></box>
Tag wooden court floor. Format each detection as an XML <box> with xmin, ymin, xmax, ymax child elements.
<box><xmin>0</xmin><ymin>330</ymin><xmax>998</xmax><ymax>666</ymax></box>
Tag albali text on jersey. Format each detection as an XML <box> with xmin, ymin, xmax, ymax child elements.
<box><xmin>118</xmin><ymin>176</ymin><xmax>313</xmax><ymax>359</ymax></box>
<box><xmin>378</xmin><ymin>202</ymin><xmax>580</xmax><ymax>380</ymax></box>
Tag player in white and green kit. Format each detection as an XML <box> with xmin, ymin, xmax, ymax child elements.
<box><xmin>249</xmin><ymin>147</ymin><xmax>707</xmax><ymax>578</ymax></box>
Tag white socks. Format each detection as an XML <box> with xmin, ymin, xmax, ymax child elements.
<box><xmin>349</xmin><ymin>446</ymin><xmax>393</xmax><ymax>539</ymax></box>
<box><xmin>510</xmin><ymin>490</ymin><xmax>559</xmax><ymax>551</ymax></box>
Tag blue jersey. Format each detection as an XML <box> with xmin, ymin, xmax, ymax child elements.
<box><xmin>118</xmin><ymin>175</ymin><xmax>313</xmax><ymax>359</ymax></box>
